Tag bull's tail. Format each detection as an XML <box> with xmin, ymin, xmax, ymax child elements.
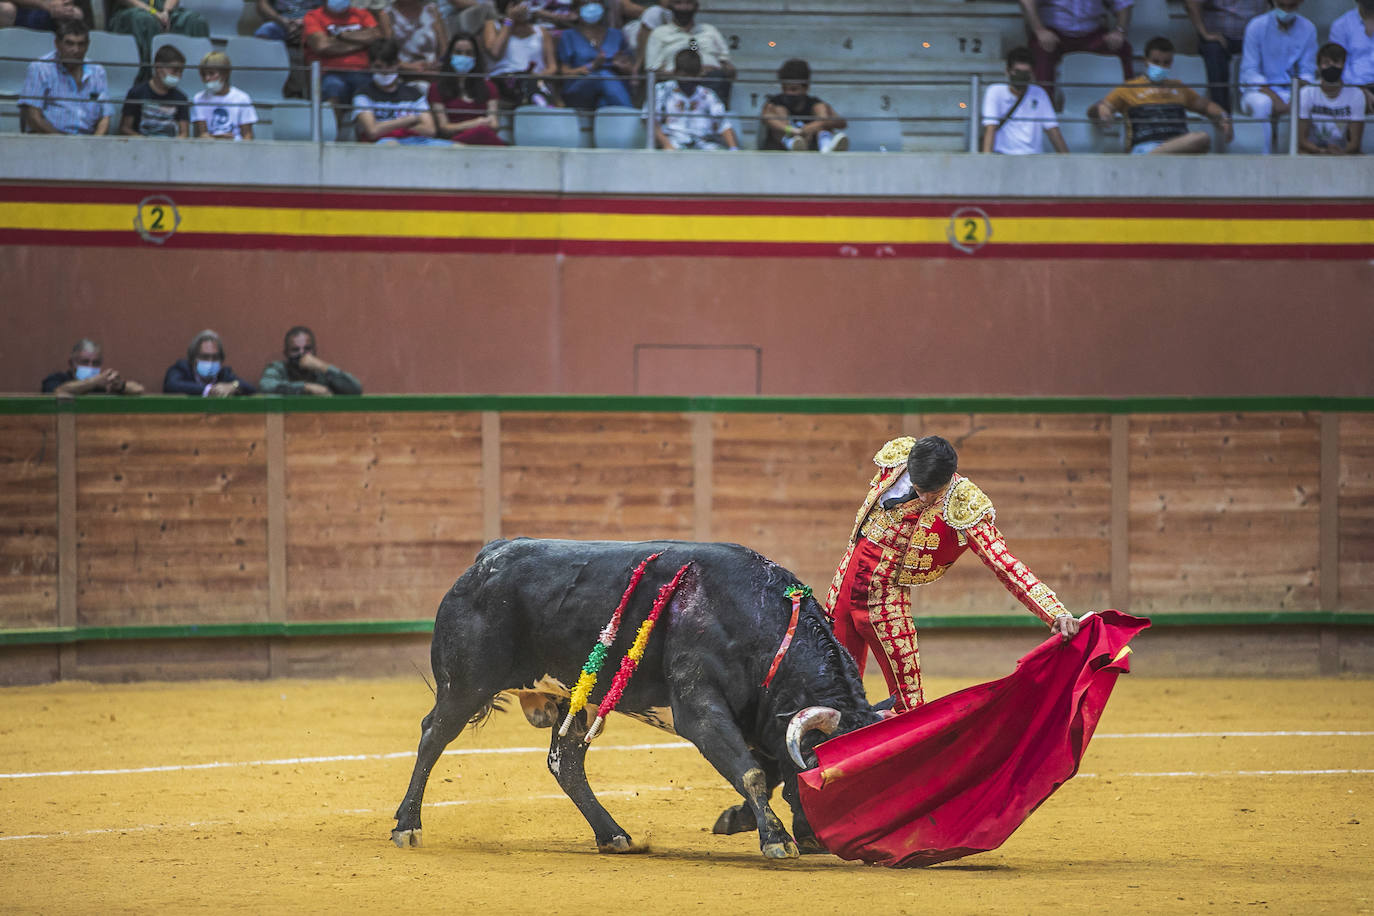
<box><xmin>466</xmin><ymin>692</ymin><xmax>509</xmax><ymax>729</ymax></box>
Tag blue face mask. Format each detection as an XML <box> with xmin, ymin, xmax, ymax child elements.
<box><xmin>1273</xmin><ymin>7</ymin><xmax>1296</xmax><ymax>23</ymax></box>
<box><xmin>450</xmin><ymin>53</ymin><xmax>476</xmax><ymax>73</ymax></box>
<box><xmin>1146</xmin><ymin>64</ymin><xmax>1169</xmax><ymax>82</ymax></box>
<box><xmin>195</xmin><ymin>360</ymin><xmax>222</xmax><ymax>379</ymax></box>
<box><xmin>74</xmin><ymin>365</ymin><xmax>100</xmax><ymax>381</ymax></box>
<box><xmin>579</xmin><ymin>2</ymin><xmax>604</xmax><ymax>23</ymax></box>
<box><xmin>326</xmin><ymin>0</ymin><xmax>350</xmax><ymax>14</ymax></box>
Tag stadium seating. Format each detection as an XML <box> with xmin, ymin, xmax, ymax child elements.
<box><xmin>198</xmin><ymin>0</ymin><xmax>252</xmax><ymax>40</ymax></box>
<box><xmin>224</xmin><ymin>36</ymin><xmax>291</xmax><ymax>103</ymax></box>
<box><xmin>844</xmin><ymin>115</ymin><xmax>904</xmax><ymax>151</ymax></box>
<box><xmin>592</xmin><ymin>105</ymin><xmax>646</xmax><ymax>149</ymax></box>
<box><xmin>267</xmin><ymin>101</ymin><xmax>338</xmax><ymax>142</ymax></box>
<box><xmin>0</xmin><ymin>27</ymin><xmax>55</xmax><ymax>100</ymax></box>
<box><xmin>85</xmin><ymin>30</ymin><xmax>140</xmax><ymax>99</ymax></box>
<box><xmin>0</xmin><ymin>97</ymin><xmax>19</xmax><ymax>132</ymax></box>
<box><xmin>513</xmin><ymin>105</ymin><xmax>583</xmax><ymax>148</ymax></box>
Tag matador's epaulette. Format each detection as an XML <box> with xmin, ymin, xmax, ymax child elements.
<box><xmin>943</xmin><ymin>478</ymin><xmax>996</xmax><ymax>530</ymax></box>
<box><xmin>873</xmin><ymin>437</ymin><xmax>916</xmax><ymax>468</ymax></box>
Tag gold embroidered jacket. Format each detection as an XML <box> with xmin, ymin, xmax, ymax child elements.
<box><xmin>847</xmin><ymin>437</ymin><xmax>1069</xmax><ymax>625</ymax></box>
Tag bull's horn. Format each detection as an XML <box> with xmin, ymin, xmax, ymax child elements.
<box><xmin>786</xmin><ymin>706</ymin><xmax>841</xmax><ymax>770</ymax></box>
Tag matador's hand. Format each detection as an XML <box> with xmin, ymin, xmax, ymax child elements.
<box><xmin>1051</xmin><ymin>613</ymin><xmax>1080</xmax><ymax>641</ymax></box>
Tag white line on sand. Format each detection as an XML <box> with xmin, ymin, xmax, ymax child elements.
<box><xmin>2</xmin><ymin>731</ymin><xmax>1370</xmax><ymax>780</ymax></box>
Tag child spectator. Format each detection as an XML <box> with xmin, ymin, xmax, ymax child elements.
<box><xmin>1297</xmin><ymin>42</ymin><xmax>1365</xmax><ymax>154</ymax></box>
<box><xmin>120</xmin><ymin>43</ymin><xmax>190</xmax><ymax>138</ymax></box>
<box><xmin>192</xmin><ymin>51</ymin><xmax>258</xmax><ymax>140</ymax></box>
<box><xmin>106</xmin><ymin>0</ymin><xmax>209</xmax><ymax>67</ymax></box>
<box><xmin>759</xmin><ymin>58</ymin><xmax>848</xmax><ymax>152</ymax></box>
<box><xmin>556</xmin><ymin>0</ymin><xmax>634</xmax><ymax>110</ymax></box>
<box><xmin>429</xmin><ymin>32</ymin><xmax>508</xmax><ymax>143</ymax></box>
<box><xmin>652</xmin><ymin>47</ymin><xmax>739</xmax><ymax>150</ymax></box>
<box><xmin>353</xmin><ymin>38</ymin><xmax>450</xmax><ymax>144</ymax></box>
<box><xmin>383</xmin><ymin>0</ymin><xmax>449</xmax><ymax>78</ymax></box>
<box><xmin>982</xmin><ymin>46</ymin><xmax>1068</xmax><ymax>154</ymax></box>
<box><xmin>1091</xmin><ymin>36</ymin><xmax>1233</xmax><ymax>153</ymax></box>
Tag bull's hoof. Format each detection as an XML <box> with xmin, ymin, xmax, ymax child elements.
<box><xmin>762</xmin><ymin>840</ymin><xmax>800</xmax><ymax>860</ymax></box>
<box><xmin>391</xmin><ymin>828</ymin><xmax>422</xmax><ymax>848</ymax></box>
<box><xmin>597</xmin><ymin>834</ymin><xmax>650</xmax><ymax>854</ymax></box>
<box><xmin>712</xmin><ymin>804</ymin><xmax>758</xmax><ymax>835</ymax></box>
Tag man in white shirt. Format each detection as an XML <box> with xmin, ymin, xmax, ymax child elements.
<box><xmin>1297</xmin><ymin>41</ymin><xmax>1366</xmax><ymax>154</ymax></box>
<box><xmin>1238</xmin><ymin>0</ymin><xmax>1317</xmax><ymax>153</ymax></box>
<box><xmin>981</xmin><ymin>46</ymin><xmax>1069</xmax><ymax>153</ymax></box>
<box><xmin>644</xmin><ymin>0</ymin><xmax>735</xmax><ymax>105</ymax></box>
<box><xmin>652</xmin><ymin>48</ymin><xmax>739</xmax><ymax>150</ymax></box>
<box><xmin>1328</xmin><ymin>0</ymin><xmax>1374</xmax><ymax>113</ymax></box>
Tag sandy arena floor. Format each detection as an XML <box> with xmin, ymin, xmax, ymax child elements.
<box><xmin>1</xmin><ymin>672</ymin><xmax>1371</xmax><ymax>915</ymax></box>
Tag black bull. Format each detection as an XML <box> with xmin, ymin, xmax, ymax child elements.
<box><xmin>392</xmin><ymin>538</ymin><xmax>880</xmax><ymax>859</ymax></box>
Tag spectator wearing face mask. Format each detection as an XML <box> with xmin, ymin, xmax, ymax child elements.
<box><xmin>556</xmin><ymin>0</ymin><xmax>634</xmax><ymax>109</ymax></box>
<box><xmin>1091</xmin><ymin>35</ymin><xmax>1233</xmax><ymax>153</ymax></box>
<box><xmin>645</xmin><ymin>0</ymin><xmax>734</xmax><ymax>106</ymax></box>
<box><xmin>430</xmin><ymin>32</ymin><xmax>508</xmax><ymax>142</ymax></box>
<box><xmin>981</xmin><ymin>46</ymin><xmax>1069</xmax><ymax>154</ymax></box>
<box><xmin>759</xmin><ymin>58</ymin><xmax>847</xmax><ymax>152</ymax></box>
<box><xmin>1328</xmin><ymin>0</ymin><xmax>1374</xmax><ymax>114</ymax></box>
<box><xmin>120</xmin><ymin>43</ymin><xmax>190</xmax><ymax>138</ymax></box>
<box><xmin>354</xmin><ymin>38</ymin><xmax>450</xmax><ymax>144</ymax></box>
<box><xmin>305</xmin><ymin>0</ymin><xmax>384</xmax><ymax>117</ymax></box>
<box><xmin>192</xmin><ymin>51</ymin><xmax>258</xmax><ymax>140</ymax></box>
<box><xmin>164</xmin><ymin>330</ymin><xmax>257</xmax><ymax>398</ymax></box>
<box><xmin>652</xmin><ymin>47</ymin><xmax>739</xmax><ymax>149</ymax></box>
<box><xmin>258</xmin><ymin>326</ymin><xmax>363</xmax><ymax>396</ymax></box>
<box><xmin>1238</xmin><ymin>0</ymin><xmax>1317</xmax><ymax>154</ymax></box>
<box><xmin>1297</xmin><ymin>42</ymin><xmax>1366</xmax><ymax>154</ymax></box>
<box><xmin>43</xmin><ymin>339</ymin><xmax>146</xmax><ymax>398</ymax></box>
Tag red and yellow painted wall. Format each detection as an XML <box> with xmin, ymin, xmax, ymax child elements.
<box><xmin>4</xmin><ymin>183</ymin><xmax>1372</xmax><ymax>396</ymax></box>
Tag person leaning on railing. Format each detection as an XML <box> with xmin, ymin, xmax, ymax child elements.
<box><xmin>43</xmin><ymin>339</ymin><xmax>145</xmax><ymax>399</ymax></box>
<box><xmin>258</xmin><ymin>326</ymin><xmax>363</xmax><ymax>396</ymax></box>
<box><xmin>18</xmin><ymin>18</ymin><xmax>112</xmax><ymax>136</ymax></box>
<box><xmin>164</xmin><ymin>330</ymin><xmax>257</xmax><ymax>398</ymax></box>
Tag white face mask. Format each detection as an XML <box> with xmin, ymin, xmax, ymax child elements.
<box><xmin>73</xmin><ymin>365</ymin><xmax>101</xmax><ymax>381</ymax></box>
<box><xmin>373</xmin><ymin>71</ymin><xmax>399</xmax><ymax>88</ymax></box>
<box><xmin>161</xmin><ymin>72</ymin><xmax>181</xmax><ymax>88</ymax></box>
<box><xmin>204</xmin><ymin>78</ymin><xmax>225</xmax><ymax>94</ymax></box>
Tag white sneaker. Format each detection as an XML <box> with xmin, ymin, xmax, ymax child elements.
<box><xmin>783</xmin><ymin>134</ymin><xmax>803</xmax><ymax>151</ymax></box>
<box><xmin>819</xmin><ymin>130</ymin><xmax>849</xmax><ymax>153</ymax></box>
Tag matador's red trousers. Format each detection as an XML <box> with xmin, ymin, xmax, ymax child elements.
<box><xmin>828</xmin><ymin>537</ymin><xmax>924</xmax><ymax>712</ymax></box>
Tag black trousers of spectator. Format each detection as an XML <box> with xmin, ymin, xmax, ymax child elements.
<box><xmin>1198</xmin><ymin>35</ymin><xmax>1244</xmax><ymax>112</ymax></box>
<box><xmin>1029</xmin><ymin>28</ymin><xmax>1134</xmax><ymax>107</ymax></box>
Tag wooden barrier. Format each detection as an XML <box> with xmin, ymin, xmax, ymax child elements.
<box><xmin>0</xmin><ymin>396</ymin><xmax>1370</xmax><ymax>683</ymax></box>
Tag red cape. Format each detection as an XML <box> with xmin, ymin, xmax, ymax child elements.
<box><xmin>798</xmin><ymin>610</ymin><xmax>1150</xmax><ymax>867</ymax></box>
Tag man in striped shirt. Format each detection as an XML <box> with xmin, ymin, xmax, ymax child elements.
<box><xmin>19</xmin><ymin>19</ymin><xmax>112</xmax><ymax>135</ymax></box>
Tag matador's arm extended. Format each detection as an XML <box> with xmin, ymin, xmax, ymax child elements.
<box><xmin>966</xmin><ymin>520</ymin><xmax>1069</xmax><ymax>626</ymax></box>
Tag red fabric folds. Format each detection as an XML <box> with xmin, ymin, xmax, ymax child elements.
<box><xmin>798</xmin><ymin>610</ymin><xmax>1151</xmax><ymax>868</ymax></box>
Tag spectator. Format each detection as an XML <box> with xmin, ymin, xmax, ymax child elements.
<box><xmin>353</xmin><ymin>37</ymin><xmax>450</xmax><ymax>143</ymax></box>
<box><xmin>1297</xmin><ymin>42</ymin><xmax>1365</xmax><ymax>153</ymax></box>
<box><xmin>1239</xmin><ymin>0</ymin><xmax>1317</xmax><ymax>154</ymax></box>
<box><xmin>759</xmin><ymin>58</ymin><xmax>847</xmax><ymax>152</ymax></box>
<box><xmin>645</xmin><ymin>0</ymin><xmax>733</xmax><ymax>105</ymax></box>
<box><xmin>483</xmin><ymin>0</ymin><xmax>556</xmax><ymax>107</ymax></box>
<box><xmin>0</xmin><ymin>0</ymin><xmax>84</xmax><ymax>32</ymax></box>
<box><xmin>305</xmin><ymin>0</ymin><xmax>383</xmax><ymax>119</ymax></box>
<box><xmin>259</xmin><ymin>326</ymin><xmax>363</xmax><ymax>395</ymax></box>
<box><xmin>652</xmin><ymin>47</ymin><xmax>738</xmax><ymax>149</ymax></box>
<box><xmin>623</xmin><ymin>0</ymin><xmax>669</xmax><ymax>60</ymax></box>
<box><xmin>527</xmin><ymin>0</ymin><xmax>575</xmax><ymax>28</ymax></box>
<box><xmin>429</xmin><ymin>32</ymin><xmax>508</xmax><ymax>143</ymax></box>
<box><xmin>981</xmin><ymin>46</ymin><xmax>1069</xmax><ymax>153</ymax></box>
<box><xmin>106</xmin><ymin>0</ymin><xmax>209</xmax><ymax>68</ymax></box>
<box><xmin>383</xmin><ymin>0</ymin><xmax>449</xmax><ymax>77</ymax></box>
<box><xmin>1328</xmin><ymin>0</ymin><xmax>1374</xmax><ymax>113</ymax></box>
<box><xmin>163</xmin><ymin>329</ymin><xmax>257</xmax><ymax>397</ymax></box>
<box><xmin>1091</xmin><ymin>36</ymin><xmax>1233</xmax><ymax>152</ymax></box>
<box><xmin>119</xmin><ymin>43</ymin><xmax>190</xmax><ymax>137</ymax></box>
<box><xmin>192</xmin><ymin>51</ymin><xmax>258</xmax><ymax>140</ymax></box>
<box><xmin>1016</xmin><ymin>0</ymin><xmax>1134</xmax><ymax>105</ymax></box>
<box><xmin>42</xmin><ymin>339</ymin><xmax>145</xmax><ymax>398</ymax></box>
<box><xmin>253</xmin><ymin>0</ymin><xmax>322</xmax><ymax>48</ymax></box>
<box><xmin>556</xmin><ymin>0</ymin><xmax>633</xmax><ymax>110</ymax></box>
<box><xmin>1184</xmin><ymin>0</ymin><xmax>1269</xmax><ymax>112</ymax></box>
<box><xmin>18</xmin><ymin>19</ymin><xmax>112</xmax><ymax>136</ymax></box>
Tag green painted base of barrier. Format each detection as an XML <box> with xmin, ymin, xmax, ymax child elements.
<box><xmin>2</xmin><ymin>612</ymin><xmax>1370</xmax><ymax>648</ymax></box>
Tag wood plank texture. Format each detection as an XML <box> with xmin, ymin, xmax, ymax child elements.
<box><xmin>919</xmin><ymin>414</ymin><xmax>1113</xmax><ymax>616</ymax></box>
<box><xmin>500</xmin><ymin>412</ymin><xmax>695</xmax><ymax>542</ymax></box>
<box><xmin>1339</xmin><ymin>414</ymin><xmax>1374</xmax><ymax>611</ymax></box>
<box><xmin>0</xmin><ymin>415</ymin><xmax>58</xmax><ymax>628</ymax></box>
<box><xmin>285</xmin><ymin>412</ymin><xmax>485</xmax><ymax>622</ymax></box>
<box><xmin>710</xmin><ymin>413</ymin><xmax>903</xmax><ymax>593</ymax></box>
<box><xmin>76</xmin><ymin>415</ymin><xmax>269</xmax><ymax>626</ymax></box>
<box><xmin>1129</xmin><ymin>413</ymin><xmax>1321</xmax><ymax>613</ymax></box>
